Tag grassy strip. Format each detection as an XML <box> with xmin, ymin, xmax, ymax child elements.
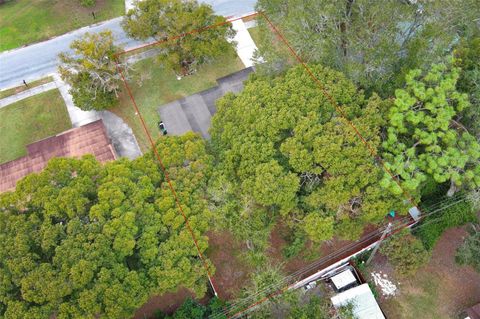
<box><xmin>0</xmin><ymin>0</ymin><xmax>125</xmax><ymax>52</ymax></box>
<box><xmin>248</xmin><ymin>26</ymin><xmax>262</xmax><ymax>46</ymax></box>
<box><xmin>0</xmin><ymin>77</ymin><xmax>54</xmax><ymax>99</ymax></box>
<box><xmin>112</xmin><ymin>52</ymin><xmax>244</xmax><ymax>151</ymax></box>
<box><xmin>0</xmin><ymin>89</ymin><xmax>72</xmax><ymax>163</ymax></box>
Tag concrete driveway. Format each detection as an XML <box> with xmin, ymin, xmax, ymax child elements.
<box><xmin>158</xmin><ymin>67</ymin><xmax>253</xmax><ymax>139</ymax></box>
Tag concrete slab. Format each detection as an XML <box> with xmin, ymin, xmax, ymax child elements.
<box><xmin>99</xmin><ymin>111</ymin><xmax>142</xmax><ymax>159</ymax></box>
<box><xmin>0</xmin><ymin>82</ymin><xmax>57</xmax><ymax>108</ymax></box>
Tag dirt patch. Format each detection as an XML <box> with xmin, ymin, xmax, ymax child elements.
<box><xmin>133</xmin><ymin>287</ymin><xmax>205</xmax><ymax>319</ymax></box>
<box><xmin>206</xmin><ymin>230</ymin><xmax>254</xmax><ymax>300</ymax></box>
<box><xmin>267</xmin><ymin>222</ymin><xmax>378</xmax><ymax>274</ymax></box>
<box><xmin>133</xmin><ymin>231</ymin><xmax>251</xmax><ymax>318</ymax></box>
<box><xmin>427</xmin><ymin>226</ymin><xmax>480</xmax><ymax>316</ymax></box>
<box><xmin>368</xmin><ymin>226</ymin><xmax>480</xmax><ymax>319</ymax></box>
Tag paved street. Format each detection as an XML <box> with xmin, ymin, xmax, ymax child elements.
<box><xmin>0</xmin><ymin>0</ymin><xmax>256</xmax><ymax>89</ymax></box>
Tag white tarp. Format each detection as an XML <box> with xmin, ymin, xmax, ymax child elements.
<box><xmin>331</xmin><ymin>283</ymin><xmax>385</xmax><ymax>319</ymax></box>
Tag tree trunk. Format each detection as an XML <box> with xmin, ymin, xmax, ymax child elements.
<box><xmin>447</xmin><ymin>179</ymin><xmax>458</xmax><ymax>197</ymax></box>
<box><xmin>340</xmin><ymin>0</ymin><xmax>355</xmax><ymax>57</ymax></box>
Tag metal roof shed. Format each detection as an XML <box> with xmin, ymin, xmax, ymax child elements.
<box><xmin>331</xmin><ymin>269</ymin><xmax>358</xmax><ymax>290</ymax></box>
<box><xmin>331</xmin><ymin>283</ymin><xmax>385</xmax><ymax>319</ymax></box>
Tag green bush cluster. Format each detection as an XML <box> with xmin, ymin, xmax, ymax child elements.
<box><xmin>414</xmin><ymin>196</ymin><xmax>477</xmax><ymax>250</ymax></box>
<box><xmin>79</xmin><ymin>0</ymin><xmax>95</xmax><ymax>7</ymax></box>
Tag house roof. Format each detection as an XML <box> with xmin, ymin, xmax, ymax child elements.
<box><xmin>331</xmin><ymin>283</ymin><xmax>385</xmax><ymax>319</ymax></box>
<box><xmin>0</xmin><ymin>120</ymin><xmax>116</xmax><ymax>193</ymax></box>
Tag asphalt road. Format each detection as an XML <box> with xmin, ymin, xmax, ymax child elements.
<box><xmin>0</xmin><ymin>0</ymin><xmax>256</xmax><ymax>89</ymax></box>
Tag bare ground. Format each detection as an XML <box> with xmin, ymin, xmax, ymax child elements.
<box><xmin>369</xmin><ymin>226</ymin><xmax>480</xmax><ymax>319</ymax></box>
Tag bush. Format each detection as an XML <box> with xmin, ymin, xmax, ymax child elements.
<box><xmin>381</xmin><ymin>229</ymin><xmax>430</xmax><ymax>276</ymax></box>
<box><xmin>79</xmin><ymin>0</ymin><xmax>95</xmax><ymax>7</ymax></box>
<box><xmin>456</xmin><ymin>224</ymin><xmax>480</xmax><ymax>273</ymax></box>
<box><xmin>282</xmin><ymin>234</ymin><xmax>307</xmax><ymax>259</ymax></box>
<box><xmin>414</xmin><ymin>196</ymin><xmax>477</xmax><ymax>250</ymax></box>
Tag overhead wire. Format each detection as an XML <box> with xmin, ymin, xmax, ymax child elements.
<box><xmin>211</xmin><ymin>193</ymin><xmax>475</xmax><ymax>319</ymax></box>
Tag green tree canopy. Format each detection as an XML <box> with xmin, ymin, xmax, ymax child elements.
<box><xmin>455</xmin><ymin>35</ymin><xmax>480</xmax><ymax>137</ymax></box>
<box><xmin>255</xmin><ymin>0</ymin><xmax>480</xmax><ymax>95</ymax></box>
<box><xmin>59</xmin><ymin>31</ymin><xmax>126</xmax><ymax>111</ymax></box>
<box><xmin>122</xmin><ymin>0</ymin><xmax>235</xmax><ymax>75</ymax></box>
<box><xmin>0</xmin><ymin>133</ymin><xmax>214</xmax><ymax>318</ymax></box>
<box><xmin>381</xmin><ymin>229</ymin><xmax>430</xmax><ymax>276</ymax></box>
<box><xmin>209</xmin><ymin>64</ymin><xmax>405</xmax><ymax>253</ymax></box>
<box><xmin>381</xmin><ymin>62</ymin><xmax>480</xmax><ymax>198</ymax></box>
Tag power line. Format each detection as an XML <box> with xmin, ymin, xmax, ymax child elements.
<box><xmin>211</xmin><ymin>194</ymin><xmax>474</xmax><ymax>319</ymax></box>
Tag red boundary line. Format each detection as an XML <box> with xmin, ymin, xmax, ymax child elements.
<box><xmin>114</xmin><ymin>11</ymin><xmax>262</xmax><ymax>298</ymax></box>
<box><xmin>259</xmin><ymin>11</ymin><xmax>418</xmax><ymax>207</ymax></box>
<box><xmin>114</xmin><ymin>12</ymin><xmax>260</xmax><ymax>58</ymax></box>
<box><xmin>113</xmin><ymin>10</ymin><xmax>419</xmax><ymax>318</ymax></box>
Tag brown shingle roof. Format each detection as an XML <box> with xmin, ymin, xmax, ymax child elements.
<box><xmin>0</xmin><ymin>120</ymin><xmax>116</xmax><ymax>193</ymax></box>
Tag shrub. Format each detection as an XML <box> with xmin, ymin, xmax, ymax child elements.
<box><xmin>456</xmin><ymin>224</ymin><xmax>480</xmax><ymax>273</ymax></box>
<box><xmin>381</xmin><ymin>229</ymin><xmax>430</xmax><ymax>276</ymax></box>
<box><xmin>414</xmin><ymin>195</ymin><xmax>477</xmax><ymax>250</ymax></box>
<box><xmin>282</xmin><ymin>235</ymin><xmax>307</xmax><ymax>259</ymax></box>
<box><xmin>79</xmin><ymin>0</ymin><xmax>95</xmax><ymax>7</ymax></box>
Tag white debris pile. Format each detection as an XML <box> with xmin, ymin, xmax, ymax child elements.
<box><xmin>371</xmin><ymin>272</ymin><xmax>398</xmax><ymax>297</ymax></box>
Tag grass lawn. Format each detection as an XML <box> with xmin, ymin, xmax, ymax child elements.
<box><xmin>0</xmin><ymin>0</ymin><xmax>125</xmax><ymax>52</ymax></box>
<box><xmin>248</xmin><ymin>26</ymin><xmax>262</xmax><ymax>46</ymax></box>
<box><xmin>363</xmin><ymin>226</ymin><xmax>480</xmax><ymax>319</ymax></box>
<box><xmin>0</xmin><ymin>76</ymin><xmax>54</xmax><ymax>99</ymax></box>
<box><xmin>0</xmin><ymin>89</ymin><xmax>72</xmax><ymax>163</ymax></box>
<box><xmin>112</xmin><ymin>52</ymin><xmax>244</xmax><ymax>151</ymax></box>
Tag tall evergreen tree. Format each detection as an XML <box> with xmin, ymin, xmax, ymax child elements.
<box><xmin>255</xmin><ymin>0</ymin><xmax>480</xmax><ymax>95</ymax></box>
<box><xmin>381</xmin><ymin>61</ymin><xmax>480</xmax><ymax>197</ymax></box>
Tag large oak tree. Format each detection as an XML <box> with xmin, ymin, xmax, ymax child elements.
<box><xmin>209</xmin><ymin>64</ymin><xmax>405</xmax><ymax>253</ymax></box>
<box><xmin>255</xmin><ymin>0</ymin><xmax>480</xmax><ymax>96</ymax></box>
<box><xmin>0</xmin><ymin>133</ymin><xmax>213</xmax><ymax>319</ymax></box>
<box><xmin>122</xmin><ymin>0</ymin><xmax>235</xmax><ymax>75</ymax></box>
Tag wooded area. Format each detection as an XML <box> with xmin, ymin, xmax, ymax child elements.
<box><xmin>1</xmin><ymin>0</ymin><xmax>479</xmax><ymax>318</ymax></box>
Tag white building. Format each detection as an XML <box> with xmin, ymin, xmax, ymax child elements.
<box><xmin>331</xmin><ymin>283</ymin><xmax>385</xmax><ymax>319</ymax></box>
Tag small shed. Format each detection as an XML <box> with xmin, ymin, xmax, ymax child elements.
<box><xmin>409</xmin><ymin>206</ymin><xmax>421</xmax><ymax>222</ymax></box>
<box><xmin>331</xmin><ymin>283</ymin><xmax>385</xmax><ymax>319</ymax></box>
<box><xmin>331</xmin><ymin>269</ymin><xmax>358</xmax><ymax>291</ymax></box>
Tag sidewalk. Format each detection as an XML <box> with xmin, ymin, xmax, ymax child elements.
<box><xmin>0</xmin><ymin>82</ymin><xmax>57</xmax><ymax>108</ymax></box>
<box><xmin>52</xmin><ymin>74</ymin><xmax>142</xmax><ymax>159</ymax></box>
<box><xmin>230</xmin><ymin>19</ymin><xmax>259</xmax><ymax>68</ymax></box>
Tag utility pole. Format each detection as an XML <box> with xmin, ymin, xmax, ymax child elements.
<box><xmin>366</xmin><ymin>222</ymin><xmax>393</xmax><ymax>265</ymax></box>
<box><xmin>208</xmin><ymin>276</ymin><xmax>218</xmax><ymax>297</ymax></box>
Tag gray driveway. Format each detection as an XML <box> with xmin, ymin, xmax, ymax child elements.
<box><xmin>0</xmin><ymin>0</ymin><xmax>256</xmax><ymax>89</ymax></box>
<box><xmin>158</xmin><ymin>67</ymin><xmax>253</xmax><ymax>139</ymax></box>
